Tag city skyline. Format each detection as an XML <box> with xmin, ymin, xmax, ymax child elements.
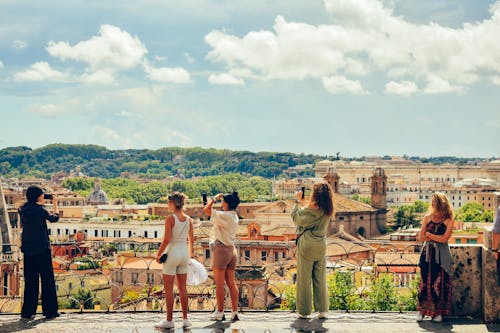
<box><xmin>1</xmin><ymin>0</ymin><xmax>499</xmax><ymax>157</ymax></box>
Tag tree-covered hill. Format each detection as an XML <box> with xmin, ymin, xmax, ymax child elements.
<box><xmin>0</xmin><ymin>144</ymin><xmax>322</xmax><ymax>179</ymax></box>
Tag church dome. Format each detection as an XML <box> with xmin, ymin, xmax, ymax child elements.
<box><xmin>87</xmin><ymin>178</ymin><xmax>109</xmax><ymax>205</ymax></box>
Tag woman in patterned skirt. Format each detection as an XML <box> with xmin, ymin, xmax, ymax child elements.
<box><xmin>417</xmin><ymin>192</ymin><xmax>454</xmax><ymax>322</ymax></box>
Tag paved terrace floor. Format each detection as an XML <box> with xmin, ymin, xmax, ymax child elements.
<box><xmin>0</xmin><ymin>312</ymin><xmax>498</xmax><ymax>333</ymax></box>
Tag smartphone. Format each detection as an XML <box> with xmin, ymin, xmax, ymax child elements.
<box><xmin>202</xmin><ymin>193</ymin><xmax>208</xmax><ymax>205</ymax></box>
<box><xmin>301</xmin><ymin>187</ymin><xmax>305</xmax><ymax>199</ymax></box>
<box><xmin>44</xmin><ymin>194</ymin><xmax>53</xmax><ymax>200</ymax></box>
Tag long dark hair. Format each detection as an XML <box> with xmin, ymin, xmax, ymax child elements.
<box><xmin>311</xmin><ymin>182</ymin><xmax>334</xmax><ymax>216</ymax></box>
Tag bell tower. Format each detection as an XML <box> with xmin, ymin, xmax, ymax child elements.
<box><xmin>370</xmin><ymin>167</ymin><xmax>388</xmax><ymax>235</ymax></box>
<box><xmin>370</xmin><ymin>167</ymin><xmax>387</xmax><ymax>209</ymax></box>
<box><xmin>323</xmin><ymin>166</ymin><xmax>340</xmax><ymax>193</ymax></box>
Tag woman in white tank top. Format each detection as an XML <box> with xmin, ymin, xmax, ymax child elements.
<box><xmin>154</xmin><ymin>192</ymin><xmax>194</xmax><ymax>329</ymax></box>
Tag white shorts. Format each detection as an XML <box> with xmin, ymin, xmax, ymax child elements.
<box><xmin>162</xmin><ymin>243</ymin><xmax>189</xmax><ymax>275</ymax></box>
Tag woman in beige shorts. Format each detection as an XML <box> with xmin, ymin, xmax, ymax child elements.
<box><xmin>203</xmin><ymin>192</ymin><xmax>240</xmax><ymax>321</ymax></box>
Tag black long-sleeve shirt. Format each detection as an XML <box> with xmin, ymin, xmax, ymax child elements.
<box><xmin>19</xmin><ymin>202</ymin><xmax>59</xmax><ymax>255</ymax></box>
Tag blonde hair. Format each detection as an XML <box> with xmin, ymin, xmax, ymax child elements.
<box><xmin>430</xmin><ymin>192</ymin><xmax>454</xmax><ymax>220</ymax></box>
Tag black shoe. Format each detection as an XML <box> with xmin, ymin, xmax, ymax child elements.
<box><xmin>45</xmin><ymin>313</ymin><xmax>60</xmax><ymax>319</ymax></box>
<box><xmin>21</xmin><ymin>314</ymin><xmax>35</xmax><ymax>320</ymax></box>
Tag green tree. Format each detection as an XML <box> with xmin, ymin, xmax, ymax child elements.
<box><xmin>455</xmin><ymin>202</ymin><xmax>493</xmax><ymax>222</ymax></box>
<box><xmin>327</xmin><ymin>272</ymin><xmax>358</xmax><ymax>310</ymax></box>
<box><xmin>394</xmin><ymin>200</ymin><xmax>429</xmax><ymax>229</ymax></box>
<box><xmin>365</xmin><ymin>274</ymin><xmax>400</xmax><ymax>311</ymax></box>
<box><xmin>66</xmin><ymin>288</ymin><xmax>94</xmax><ymax>309</ymax></box>
<box><xmin>280</xmin><ymin>284</ymin><xmax>296</xmax><ymax>310</ymax></box>
<box><xmin>351</xmin><ymin>194</ymin><xmax>371</xmax><ymax>204</ymax></box>
<box><xmin>395</xmin><ymin>205</ymin><xmax>416</xmax><ymax>229</ymax></box>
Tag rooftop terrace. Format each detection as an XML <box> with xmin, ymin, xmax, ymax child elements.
<box><xmin>0</xmin><ymin>311</ymin><xmax>498</xmax><ymax>333</ymax></box>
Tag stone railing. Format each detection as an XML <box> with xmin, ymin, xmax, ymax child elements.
<box><xmin>0</xmin><ymin>232</ymin><xmax>498</xmax><ymax>323</ymax></box>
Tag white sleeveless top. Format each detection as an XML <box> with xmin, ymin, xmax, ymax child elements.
<box><xmin>170</xmin><ymin>214</ymin><xmax>190</xmax><ymax>244</ymax></box>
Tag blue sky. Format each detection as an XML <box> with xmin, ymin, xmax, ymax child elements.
<box><xmin>0</xmin><ymin>0</ymin><xmax>499</xmax><ymax>158</ymax></box>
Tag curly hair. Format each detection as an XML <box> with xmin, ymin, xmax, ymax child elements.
<box><xmin>430</xmin><ymin>192</ymin><xmax>454</xmax><ymax>220</ymax></box>
<box><xmin>311</xmin><ymin>182</ymin><xmax>334</xmax><ymax>216</ymax></box>
<box><xmin>168</xmin><ymin>192</ymin><xmax>186</xmax><ymax>209</ymax></box>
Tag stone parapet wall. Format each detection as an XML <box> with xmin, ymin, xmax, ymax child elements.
<box><xmin>482</xmin><ymin>227</ymin><xmax>500</xmax><ymax>323</ymax></box>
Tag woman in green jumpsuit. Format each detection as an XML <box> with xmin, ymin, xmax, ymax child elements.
<box><xmin>292</xmin><ymin>181</ymin><xmax>334</xmax><ymax>319</ymax></box>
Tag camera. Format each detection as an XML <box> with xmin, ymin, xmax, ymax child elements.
<box><xmin>44</xmin><ymin>194</ymin><xmax>53</xmax><ymax>200</ymax></box>
<box><xmin>202</xmin><ymin>193</ymin><xmax>208</xmax><ymax>205</ymax></box>
<box><xmin>301</xmin><ymin>187</ymin><xmax>305</xmax><ymax>199</ymax></box>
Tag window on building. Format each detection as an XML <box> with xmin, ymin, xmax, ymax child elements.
<box><xmin>144</xmin><ymin>231</ymin><xmax>148</xmax><ymax>238</ymax></box>
<box><xmin>274</xmin><ymin>252</ymin><xmax>279</xmax><ymax>261</ymax></box>
<box><xmin>244</xmin><ymin>250</ymin><xmax>251</xmax><ymax>260</ymax></box>
<box><xmin>466</xmin><ymin>239</ymin><xmax>478</xmax><ymax>244</ymax></box>
<box><xmin>205</xmin><ymin>249</ymin><xmax>210</xmax><ymax>259</ymax></box>
<box><xmin>154</xmin><ymin>231</ymin><xmax>158</xmax><ymax>238</ymax></box>
<box><xmin>261</xmin><ymin>251</ymin><xmax>267</xmax><ymax>261</ymax></box>
<box><xmin>359</xmin><ymin>216</ymin><xmax>364</xmax><ymax>220</ymax></box>
<box><xmin>65</xmin><ymin>229</ymin><xmax>69</xmax><ymax>235</ymax></box>
<box><xmin>95</xmin><ymin>230</ymin><xmax>98</xmax><ymax>237</ymax></box>
<box><xmin>455</xmin><ymin>239</ymin><xmax>461</xmax><ymax>244</ymax></box>
<box><xmin>128</xmin><ymin>231</ymin><xmax>132</xmax><ymax>237</ymax></box>
<box><xmin>147</xmin><ymin>273</ymin><xmax>154</xmax><ymax>284</ymax></box>
<box><xmin>131</xmin><ymin>272</ymin><xmax>139</xmax><ymax>284</ymax></box>
<box><xmin>339</xmin><ymin>216</ymin><xmax>345</xmax><ymax>221</ymax></box>
<box><xmin>116</xmin><ymin>271</ymin><xmax>123</xmax><ymax>283</ymax></box>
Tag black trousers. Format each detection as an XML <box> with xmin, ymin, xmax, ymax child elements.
<box><xmin>21</xmin><ymin>249</ymin><xmax>58</xmax><ymax>317</ymax></box>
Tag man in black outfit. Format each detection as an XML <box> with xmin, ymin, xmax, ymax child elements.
<box><xmin>19</xmin><ymin>185</ymin><xmax>60</xmax><ymax>320</ymax></box>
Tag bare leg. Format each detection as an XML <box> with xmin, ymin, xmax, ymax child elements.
<box><xmin>213</xmin><ymin>268</ymin><xmax>226</xmax><ymax>312</ymax></box>
<box><xmin>176</xmin><ymin>273</ymin><xmax>189</xmax><ymax>319</ymax></box>
<box><xmin>225</xmin><ymin>268</ymin><xmax>239</xmax><ymax>312</ymax></box>
<box><xmin>163</xmin><ymin>274</ymin><xmax>175</xmax><ymax>321</ymax></box>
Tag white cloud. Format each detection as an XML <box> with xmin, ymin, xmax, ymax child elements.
<box><xmin>144</xmin><ymin>62</ymin><xmax>190</xmax><ymax>83</ymax></box>
<box><xmin>492</xmin><ymin>76</ymin><xmax>500</xmax><ymax>85</ymax></box>
<box><xmin>13</xmin><ymin>40</ymin><xmax>28</xmax><ymax>49</ymax></box>
<box><xmin>208</xmin><ymin>73</ymin><xmax>244</xmax><ymax>85</ymax></box>
<box><xmin>14</xmin><ymin>62</ymin><xmax>67</xmax><ymax>82</ymax></box>
<box><xmin>115</xmin><ymin>110</ymin><xmax>143</xmax><ymax>119</ymax></box>
<box><xmin>184</xmin><ymin>52</ymin><xmax>195</xmax><ymax>64</ymax></box>
<box><xmin>28</xmin><ymin>103</ymin><xmax>66</xmax><ymax>117</ymax></box>
<box><xmin>205</xmin><ymin>0</ymin><xmax>500</xmax><ymax>94</ymax></box>
<box><xmin>46</xmin><ymin>24</ymin><xmax>148</xmax><ymax>71</ymax></box>
<box><xmin>423</xmin><ymin>76</ymin><xmax>464</xmax><ymax>94</ymax></box>
<box><xmin>385</xmin><ymin>80</ymin><xmax>419</xmax><ymax>96</ymax></box>
<box><xmin>79</xmin><ymin>70</ymin><xmax>115</xmax><ymax>84</ymax></box>
<box><xmin>154</xmin><ymin>55</ymin><xmax>167</xmax><ymax>62</ymax></box>
<box><xmin>322</xmin><ymin>76</ymin><xmax>368</xmax><ymax>95</ymax></box>
<box><xmin>91</xmin><ymin>126</ymin><xmax>127</xmax><ymax>147</ymax></box>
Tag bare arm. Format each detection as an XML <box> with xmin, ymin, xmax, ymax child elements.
<box><xmin>492</xmin><ymin>231</ymin><xmax>500</xmax><ymax>260</ymax></box>
<box><xmin>188</xmin><ymin>219</ymin><xmax>194</xmax><ymax>258</ymax></box>
<box><xmin>156</xmin><ymin>215</ymin><xmax>174</xmax><ymax>263</ymax></box>
<box><xmin>425</xmin><ymin>218</ymin><xmax>454</xmax><ymax>243</ymax></box>
<box><xmin>52</xmin><ymin>195</ymin><xmax>59</xmax><ymax>215</ymax></box>
<box><xmin>203</xmin><ymin>193</ymin><xmax>223</xmax><ymax>216</ymax></box>
<box><xmin>419</xmin><ymin>215</ymin><xmax>431</xmax><ymax>242</ymax></box>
